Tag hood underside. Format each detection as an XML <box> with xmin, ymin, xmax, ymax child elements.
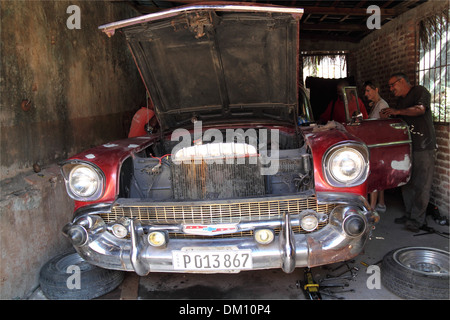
<box><xmin>100</xmin><ymin>3</ymin><xmax>303</xmax><ymax>131</ymax></box>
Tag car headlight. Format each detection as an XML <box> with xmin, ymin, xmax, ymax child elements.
<box><xmin>323</xmin><ymin>143</ymin><xmax>369</xmax><ymax>187</ymax></box>
<box><xmin>61</xmin><ymin>162</ymin><xmax>105</xmax><ymax>201</ymax></box>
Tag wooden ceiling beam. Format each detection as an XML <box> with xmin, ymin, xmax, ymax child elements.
<box><xmin>381</xmin><ymin>1</ymin><xmax>395</xmax><ymax>8</ymax></box>
<box><xmin>301</xmin><ymin>23</ymin><xmax>366</xmax><ymax>31</ymax></box>
<box><xmin>300</xmin><ymin>32</ymin><xmax>361</xmax><ymax>43</ymax></box>
<box><xmin>302</xmin><ymin>6</ymin><xmax>397</xmax><ymax>16</ymax></box>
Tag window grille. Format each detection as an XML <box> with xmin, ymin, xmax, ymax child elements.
<box><xmin>417</xmin><ymin>11</ymin><xmax>449</xmax><ymax>123</ymax></box>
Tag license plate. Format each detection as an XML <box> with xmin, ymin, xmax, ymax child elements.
<box><xmin>172</xmin><ymin>248</ymin><xmax>252</xmax><ymax>271</ymax></box>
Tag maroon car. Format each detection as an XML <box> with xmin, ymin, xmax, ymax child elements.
<box><xmin>61</xmin><ymin>3</ymin><xmax>411</xmax><ymax>275</ymax></box>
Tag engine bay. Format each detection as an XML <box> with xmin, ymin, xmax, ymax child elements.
<box><xmin>119</xmin><ymin>128</ymin><xmax>313</xmax><ymax>201</ymax></box>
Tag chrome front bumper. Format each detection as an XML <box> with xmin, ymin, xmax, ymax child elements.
<box><xmin>63</xmin><ymin>194</ymin><xmax>378</xmax><ymax>275</ymax></box>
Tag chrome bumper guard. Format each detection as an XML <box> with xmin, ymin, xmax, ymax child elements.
<box><xmin>63</xmin><ymin>194</ymin><xmax>378</xmax><ymax>275</ymax></box>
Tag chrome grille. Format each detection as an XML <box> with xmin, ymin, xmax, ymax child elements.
<box><xmin>103</xmin><ymin>196</ymin><xmax>336</xmax><ymax>225</ymax></box>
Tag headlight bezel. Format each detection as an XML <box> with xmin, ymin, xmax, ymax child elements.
<box><xmin>322</xmin><ymin>142</ymin><xmax>369</xmax><ymax>188</ymax></box>
<box><xmin>61</xmin><ymin>160</ymin><xmax>105</xmax><ymax>201</ymax></box>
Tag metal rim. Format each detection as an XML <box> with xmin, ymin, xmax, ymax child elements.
<box><xmin>393</xmin><ymin>247</ymin><xmax>449</xmax><ymax>276</ymax></box>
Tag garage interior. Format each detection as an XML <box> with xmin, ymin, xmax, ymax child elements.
<box><xmin>0</xmin><ymin>0</ymin><xmax>448</xmax><ymax>300</ymax></box>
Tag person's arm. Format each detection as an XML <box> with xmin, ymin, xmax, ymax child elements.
<box><xmin>380</xmin><ymin>105</ymin><xmax>425</xmax><ymax>118</ymax></box>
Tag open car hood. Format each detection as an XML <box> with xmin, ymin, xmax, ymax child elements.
<box><xmin>99</xmin><ymin>3</ymin><xmax>303</xmax><ymax>132</ymax></box>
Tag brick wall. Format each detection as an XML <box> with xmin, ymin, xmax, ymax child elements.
<box><xmin>433</xmin><ymin>124</ymin><xmax>450</xmax><ymax>216</ymax></box>
<box><xmin>352</xmin><ymin>0</ymin><xmax>450</xmax><ymax>217</ymax></box>
<box><xmin>353</xmin><ymin>21</ymin><xmax>418</xmax><ymax>98</ymax></box>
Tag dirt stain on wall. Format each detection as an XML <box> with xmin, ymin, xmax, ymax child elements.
<box><xmin>0</xmin><ymin>0</ymin><xmax>146</xmax><ymax>179</ymax></box>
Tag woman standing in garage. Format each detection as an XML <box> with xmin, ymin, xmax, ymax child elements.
<box><xmin>363</xmin><ymin>80</ymin><xmax>389</xmax><ymax>213</ymax></box>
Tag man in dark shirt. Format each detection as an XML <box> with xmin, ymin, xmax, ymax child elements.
<box><xmin>381</xmin><ymin>72</ymin><xmax>437</xmax><ymax>232</ymax></box>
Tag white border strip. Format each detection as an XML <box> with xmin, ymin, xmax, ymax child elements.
<box><xmin>99</xmin><ymin>4</ymin><xmax>304</xmax><ymax>36</ymax></box>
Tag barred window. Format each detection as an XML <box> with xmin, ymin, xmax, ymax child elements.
<box><xmin>417</xmin><ymin>10</ymin><xmax>449</xmax><ymax>123</ymax></box>
<box><xmin>301</xmin><ymin>51</ymin><xmax>348</xmax><ymax>85</ymax></box>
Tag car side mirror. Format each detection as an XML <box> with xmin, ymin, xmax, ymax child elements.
<box><xmin>342</xmin><ymin>86</ymin><xmax>363</xmax><ymax>125</ymax></box>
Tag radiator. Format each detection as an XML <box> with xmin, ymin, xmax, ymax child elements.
<box><xmin>171</xmin><ymin>157</ymin><xmax>265</xmax><ymax>200</ymax></box>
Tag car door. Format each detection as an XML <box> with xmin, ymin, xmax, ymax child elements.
<box><xmin>342</xmin><ymin>87</ymin><xmax>412</xmax><ymax>193</ymax></box>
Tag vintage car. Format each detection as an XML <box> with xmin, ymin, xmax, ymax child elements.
<box><xmin>61</xmin><ymin>3</ymin><xmax>411</xmax><ymax>275</ymax></box>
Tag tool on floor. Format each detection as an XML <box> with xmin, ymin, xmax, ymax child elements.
<box><xmin>298</xmin><ymin>268</ymin><xmax>353</xmax><ymax>300</ymax></box>
<box><xmin>414</xmin><ymin>225</ymin><xmax>450</xmax><ymax>239</ymax></box>
<box><xmin>320</xmin><ymin>288</ymin><xmax>355</xmax><ymax>300</ymax></box>
<box><xmin>297</xmin><ymin>268</ymin><xmax>322</xmax><ymax>300</ymax></box>
<box><xmin>298</xmin><ymin>262</ymin><xmax>361</xmax><ymax>300</ymax></box>
<box><xmin>325</xmin><ymin>262</ymin><xmax>358</xmax><ymax>279</ymax></box>
<box><xmin>325</xmin><ymin>260</ymin><xmax>355</xmax><ymax>272</ymax></box>
<box><xmin>321</xmin><ymin>274</ymin><xmax>353</xmax><ymax>282</ymax></box>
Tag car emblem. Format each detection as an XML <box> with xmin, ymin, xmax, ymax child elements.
<box><xmin>183</xmin><ymin>224</ymin><xmax>238</xmax><ymax>236</ymax></box>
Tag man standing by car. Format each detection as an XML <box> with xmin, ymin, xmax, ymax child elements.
<box><xmin>381</xmin><ymin>72</ymin><xmax>437</xmax><ymax>232</ymax></box>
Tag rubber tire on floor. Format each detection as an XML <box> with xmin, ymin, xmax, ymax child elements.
<box><xmin>381</xmin><ymin>247</ymin><xmax>449</xmax><ymax>300</ymax></box>
<box><xmin>39</xmin><ymin>250</ymin><xmax>124</xmax><ymax>300</ymax></box>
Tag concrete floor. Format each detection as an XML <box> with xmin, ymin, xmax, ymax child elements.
<box><xmin>29</xmin><ymin>190</ymin><xmax>449</xmax><ymax>301</ymax></box>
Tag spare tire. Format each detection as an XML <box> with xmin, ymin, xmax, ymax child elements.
<box><xmin>39</xmin><ymin>250</ymin><xmax>124</xmax><ymax>300</ymax></box>
<box><xmin>381</xmin><ymin>247</ymin><xmax>449</xmax><ymax>300</ymax></box>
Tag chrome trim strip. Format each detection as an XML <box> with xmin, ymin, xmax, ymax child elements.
<box><xmin>367</xmin><ymin>140</ymin><xmax>411</xmax><ymax>149</ymax></box>
<box><xmin>316</xmin><ymin>192</ymin><xmax>369</xmax><ymax>207</ymax></box>
<box><xmin>280</xmin><ymin>211</ymin><xmax>296</xmax><ymax>273</ymax></box>
<box><xmin>99</xmin><ymin>4</ymin><xmax>304</xmax><ymax>36</ymax></box>
<box><xmin>143</xmin><ymin>215</ymin><xmax>323</xmax><ymax>236</ymax></box>
<box><xmin>71</xmin><ymin>203</ymin><xmax>112</xmax><ymax>222</ymax></box>
<box><xmin>390</xmin><ymin>123</ymin><xmax>408</xmax><ymax>130</ymax></box>
<box><xmin>130</xmin><ymin>219</ymin><xmax>150</xmax><ymax>276</ymax></box>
